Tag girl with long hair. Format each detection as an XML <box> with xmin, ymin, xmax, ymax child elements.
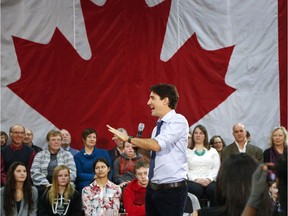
<box><xmin>38</xmin><ymin>165</ymin><xmax>82</xmax><ymax>216</ymax></box>
<box><xmin>82</xmin><ymin>158</ymin><xmax>121</xmax><ymax>216</ymax></box>
<box><xmin>0</xmin><ymin>161</ymin><xmax>37</xmax><ymax>216</ymax></box>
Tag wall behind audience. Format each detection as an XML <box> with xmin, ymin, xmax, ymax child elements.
<box><xmin>1</xmin><ymin>0</ymin><xmax>287</xmax><ymax>150</ymax></box>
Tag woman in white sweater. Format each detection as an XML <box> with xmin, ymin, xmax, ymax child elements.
<box><xmin>186</xmin><ymin>125</ymin><xmax>220</xmax><ymax>206</ymax></box>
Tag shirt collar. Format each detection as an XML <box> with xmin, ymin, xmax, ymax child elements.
<box><xmin>235</xmin><ymin>141</ymin><xmax>247</xmax><ymax>152</ymax></box>
<box><xmin>159</xmin><ymin>109</ymin><xmax>175</xmax><ymax>123</ymax></box>
<box><xmin>10</xmin><ymin>143</ymin><xmax>24</xmax><ymax>151</ymax></box>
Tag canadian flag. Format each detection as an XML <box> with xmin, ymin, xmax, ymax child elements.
<box><xmin>1</xmin><ymin>0</ymin><xmax>287</xmax><ymax>150</ymax></box>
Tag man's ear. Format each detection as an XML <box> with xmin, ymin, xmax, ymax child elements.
<box><xmin>163</xmin><ymin>97</ymin><xmax>169</xmax><ymax>106</ymax></box>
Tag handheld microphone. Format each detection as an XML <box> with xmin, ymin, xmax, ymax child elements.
<box><xmin>136</xmin><ymin>123</ymin><xmax>145</xmax><ymax>138</ymax></box>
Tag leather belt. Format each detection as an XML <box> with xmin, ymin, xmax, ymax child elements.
<box><xmin>148</xmin><ymin>180</ymin><xmax>187</xmax><ymax>190</ymax></box>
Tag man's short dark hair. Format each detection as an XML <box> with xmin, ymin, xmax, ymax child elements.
<box><xmin>150</xmin><ymin>84</ymin><xmax>179</xmax><ymax>109</ymax></box>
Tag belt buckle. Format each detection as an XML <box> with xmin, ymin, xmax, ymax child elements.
<box><xmin>150</xmin><ymin>182</ymin><xmax>159</xmax><ymax>190</ymax></box>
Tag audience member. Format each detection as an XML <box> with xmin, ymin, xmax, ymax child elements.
<box><xmin>268</xmin><ymin>180</ymin><xmax>282</xmax><ymax>216</ymax></box>
<box><xmin>1</xmin><ymin>124</ymin><xmax>36</xmax><ymax>185</ymax></box>
<box><xmin>246</xmin><ymin>131</ymin><xmax>251</xmax><ymax>142</ymax></box>
<box><xmin>263</xmin><ymin>126</ymin><xmax>287</xmax><ymax>163</ymax></box>
<box><xmin>222</xmin><ymin>123</ymin><xmax>263</xmax><ymax>163</ymax></box>
<box><xmin>1</xmin><ymin>131</ymin><xmax>8</xmax><ymax>147</ymax></box>
<box><xmin>23</xmin><ymin>127</ymin><xmax>42</xmax><ymax>153</ymax></box>
<box><xmin>113</xmin><ymin>142</ymin><xmax>144</xmax><ymax>187</ymax></box>
<box><xmin>199</xmin><ymin>153</ymin><xmax>271</xmax><ymax>216</ymax></box>
<box><xmin>123</xmin><ymin>160</ymin><xmax>149</xmax><ymax>216</ymax></box>
<box><xmin>186</xmin><ymin>125</ymin><xmax>220</xmax><ymax>206</ymax></box>
<box><xmin>107</xmin><ymin>84</ymin><xmax>189</xmax><ymax>216</ymax></box>
<box><xmin>241</xmin><ymin>152</ymin><xmax>288</xmax><ymax>216</ymax></box>
<box><xmin>60</xmin><ymin>129</ymin><xmax>79</xmax><ymax>156</ymax></box>
<box><xmin>38</xmin><ymin>165</ymin><xmax>82</xmax><ymax>216</ymax></box>
<box><xmin>82</xmin><ymin>158</ymin><xmax>121</xmax><ymax>216</ymax></box>
<box><xmin>209</xmin><ymin>135</ymin><xmax>226</xmax><ymax>158</ymax></box>
<box><xmin>108</xmin><ymin>128</ymin><xmax>127</xmax><ymax>164</ymax></box>
<box><xmin>0</xmin><ymin>161</ymin><xmax>38</xmax><ymax>216</ymax></box>
<box><xmin>30</xmin><ymin>130</ymin><xmax>76</xmax><ymax>196</ymax></box>
<box><xmin>74</xmin><ymin>128</ymin><xmax>112</xmax><ymax>193</ymax></box>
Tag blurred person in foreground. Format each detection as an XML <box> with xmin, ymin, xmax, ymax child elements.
<box><xmin>242</xmin><ymin>152</ymin><xmax>287</xmax><ymax>216</ymax></box>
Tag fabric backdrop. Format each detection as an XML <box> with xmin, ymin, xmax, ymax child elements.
<box><xmin>1</xmin><ymin>0</ymin><xmax>287</xmax><ymax>150</ymax></box>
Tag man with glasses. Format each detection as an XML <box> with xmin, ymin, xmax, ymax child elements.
<box><xmin>1</xmin><ymin>124</ymin><xmax>36</xmax><ymax>185</ymax></box>
<box><xmin>221</xmin><ymin>123</ymin><xmax>263</xmax><ymax>163</ymax></box>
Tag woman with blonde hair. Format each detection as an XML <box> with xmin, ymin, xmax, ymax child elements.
<box><xmin>38</xmin><ymin>165</ymin><xmax>82</xmax><ymax>216</ymax></box>
<box><xmin>264</xmin><ymin>126</ymin><xmax>287</xmax><ymax>163</ymax></box>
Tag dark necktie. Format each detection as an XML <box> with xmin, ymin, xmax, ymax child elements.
<box><xmin>148</xmin><ymin>120</ymin><xmax>164</xmax><ymax>179</ymax></box>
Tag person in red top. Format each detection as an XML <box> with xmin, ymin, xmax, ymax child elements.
<box><xmin>123</xmin><ymin>160</ymin><xmax>149</xmax><ymax>216</ymax></box>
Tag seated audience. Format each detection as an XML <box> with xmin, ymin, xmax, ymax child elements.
<box><xmin>268</xmin><ymin>180</ymin><xmax>282</xmax><ymax>216</ymax></box>
<box><xmin>108</xmin><ymin>128</ymin><xmax>127</xmax><ymax>164</ymax></box>
<box><xmin>82</xmin><ymin>158</ymin><xmax>121</xmax><ymax>216</ymax></box>
<box><xmin>30</xmin><ymin>130</ymin><xmax>76</xmax><ymax>196</ymax></box>
<box><xmin>38</xmin><ymin>165</ymin><xmax>82</xmax><ymax>216</ymax></box>
<box><xmin>186</xmin><ymin>125</ymin><xmax>220</xmax><ymax>206</ymax></box>
<box><xmin>222</xmin><ymin>123</ymin><xmax>263</xmax><ymax>163</ymax></box>
<box><xmin>123</xmin><ymin>160</ymin><xmax>149</xmax><ymax>216</ymax></box>
<box><xmin>23</xmin><ymin>127</ymin><xmax>42</xmax><ymax>153</ymax></box>
<box><xmin>113</xmin><ymin>142</ymin><xmax>143</xmax><ymax>187</ymax></box>
<box><xmin>0</xmin><ymin>161</ymin><xmax>38</xmax><ymax>216</ymax></box>
<box><xmin>263</xmin><ymin>126</ymin><xmax>287</xmax><ymax>163</ymax></box>
<box><xmin>1</xmin><ymin>131</ymin><xmax>8</xmax><ymax>147</ymax></box>
<box><xmin>74</xmin><ymin>128</ymin><xmax>112</xmax><ymax>193</ymax></box>
<box><xmin>1</xmin><ymin>124</ymin><xmax>36</xmax><ymax>185</ymax></box>
<box><xmin>199</xmin><ymin>153</ymin><xmax>271</xmax><ymax>216</ymax></box>
<box><xmin>60</xmin><ymin>129</ymin><xmax>79</xmax><ymax>156</ymax></box>
<box><xmin>209</xmin><ymin>135</ymin><xmax>226</xmax><ymax>158</ymax></box>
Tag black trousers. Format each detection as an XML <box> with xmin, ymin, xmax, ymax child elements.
<box><xmin>145</xmin><ymin>184</ymin><xmax>188</xmax><ymax>216</ymax></box>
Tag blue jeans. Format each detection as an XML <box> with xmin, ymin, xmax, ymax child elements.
<box><xmin>145</xmin><ymin>184</ymin><xmax>188</xmax><ymax>216</ymax></box>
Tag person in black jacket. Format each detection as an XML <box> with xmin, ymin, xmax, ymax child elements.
<box><xmin>38</xmin><ymin>165</ymin><xmax>82</xmax><ymax>216</ymax></box>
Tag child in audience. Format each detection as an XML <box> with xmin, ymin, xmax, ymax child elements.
<box><xmin>123</xmin><ymin>160</ymin><xmax>149</xmax><ymax>215</ymax></box>
<box><xmin>82</xmin><ymin>158</ymin><xmax>121</xmax><ymax>216</ymax></box>
<box><xmin>268</xmin><ymin>180</ymin><xmax>282</xmax><ymax>216</ymax></box>
<box><xmin>38</xmin><ymin>165</ymin><xmax>82</xmax><ymax>216</ymax></box>
<box><xmin>0</xmin><ymin>161</ymin><xmax>38</xmax><ymax>216</ymax></box>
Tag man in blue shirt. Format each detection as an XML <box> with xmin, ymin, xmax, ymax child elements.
<box><xmin>107</xmin><ymin>84</ymin><xmax>189</xmax><ymax>216</ymax></box>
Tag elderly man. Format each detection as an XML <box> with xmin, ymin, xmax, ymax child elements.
<box><xmin>1</xmin><ymin>124</ymin><xmax>36</xmax><ymax>185</ymax></box>
<box><xmin>23</xmin><ymin>127</ymin><xmax>42</xmax><ymax>153</ymax></box>
<box><xmin>60</xmin><ymin>129</ymin><xmax>79</xmax><ymax>156</ymax></box>
<box><xmin>221</xmin><ymin>123</ymin><xmax>263</xmax><ymax>163</ymax></box>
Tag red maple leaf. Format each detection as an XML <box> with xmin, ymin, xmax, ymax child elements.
<box><xmin>8</xmin><ymin>0</ymin><xmax>235</xmax><ymax>149</ymax></box>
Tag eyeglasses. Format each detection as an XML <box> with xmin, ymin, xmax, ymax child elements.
<box><xmin>10</xmin><ymin>131</ymin><xmax>25</xmax><ymax>135</ymax></box>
